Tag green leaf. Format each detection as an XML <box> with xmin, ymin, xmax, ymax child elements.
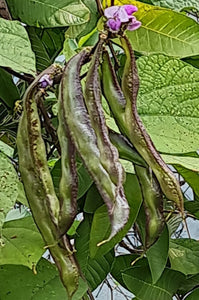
<box><xmin>84</xmin><ymin>184</ymin><xmax>103</xmax><ymax>213</ymax></box>
<box><xmin>89</xmin><ymin>174</ymin><xmax>142</xmax><ymax>258</ymax></box>
<box><xmin>0</xmin><ymin>153</ymin><xmax>19</xmax><ymax>229</ymax></box>
<box><xmin>169</xmin><ymin>239</ymin><xmax>199</xmax><ymax>275</ymax></box>
<box><xmin>125</xmin><ymin>0</ymin><xmax>199</xmax><ymax>58</ymax></box>
<box><xmin>63</xmin><ymin>37</ymin><xmax>77</xmax><ymax>62</ymax></box>
<box><xmin>111</xmin><ymin>254</ymin><xmax>139</xmax><ymax>287</ymax></box>
<box><xmin>162</xmin><ymin>154</ymin><xmax>199</xmax><ymax>172</ymax></box>
<box><xmin>122</xmin><ymin>264</ymin><xmax>184</xmax><ymax>300</ymax></box>
<box><xmin>0</xmin><ymin>141</ymin><xmax>14</xmax><ymax>156</ymax></box>
<box><xmin>151</xmin><ymin>0</ymin><xmax>199</xmax><ymax>11</ymax></box>
<box><xmin>179</xmin><ymin>274</ymin><xmax>199</xmax><ymax>295</ymax></box>
<box><xmin>174</xmin><ymin>166</ymin><xmax>199</xmax><ymax>197</ymax></box>
<box><xmin>137</xmin><ymin>54</ymin><xmax>199</xmax><ymax>153</ymax></box>
<box><xmin>184</xmin><ymin>287</ymin><xmax>199</xmax><ymax>299</ymax></box>
<box><xmin>146</xmin><ymin>226</ymin><xmax>169</xmax><ymax>283</ymax></box>
<box><xmin>0</xmin><ymin>19</ymin><xmax>36</xmax><ymax>74</ymax></box>
<box><xmin>0</xmin><ymin>217</ymin><xmax>45</xmax><ymax>268</ymax></box>
<box><xmin>7</xmin><ymin>0</ymin><xmax>90</xmax><ymax>27</ymax></box>
<box><xmin>0</xmin><ymin>68</ymin><xmax>20</xmax><ymax>110</ymax></box>
<box><xmin>51</xmin><ymin>159</ymin><xmax>93</xmax><ymax>199</ymax></box>
<box><xmin>27</xmin><ymin>27</ymin><xmax>65</xmax><ymax>72</ymax></box>
<box><xmin>75</xmin><ymin>214</ymin><xmax>114</xmax><ymax>290</ymax></box>
<box><xmin>0</xmin><ymin>258</ymin><xmax>87</xmax><ymax>300</ymax></box>
<box><xmin>5</xmin><ymin>207</ymin><xmax>31</xmax><ymax>222</ymax></box>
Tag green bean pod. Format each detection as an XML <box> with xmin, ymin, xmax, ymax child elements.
<box><xmin>17</xmin><ymin>66</ymin><xmax>79</xmax><ymax>298</ymax></box>
<box><xmin>101</xmin><ymin>41</ymin><xmax>184</xmax><ymax>217</ymax></box>
<box><xmin>120</xmin><ymin>36</ymin><xmax>184</xmax><ymax>216</ymax></box>
<box><xmin>135</xmin><ymin>165</ymin><xmax>164</xmax><ymax>248</ymax></box>
<box><xmin>57</xmin><ymin>96</ymin><xmax>78</xmax><ymax>236</ymax></box>
<box><xmin>59</xmin><ymin>49</ymin><xmax>129</xmax><ymax>243</ymax></box>
<box><xmin>109</xmin><ymin>129</ymin><xmax>147</xmax><ymax>167</ymax></box>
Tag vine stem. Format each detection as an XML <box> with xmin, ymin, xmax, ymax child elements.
<box><xmin>96</xmin><ymin>0</ymin><xmax>104</xmax><ymax>16</ymax></box>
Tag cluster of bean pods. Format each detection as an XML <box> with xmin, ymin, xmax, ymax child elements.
<box><xmin>17</xmin><ymin>31</ymin><xmax>185</xmax><ymax>298</ymax></box>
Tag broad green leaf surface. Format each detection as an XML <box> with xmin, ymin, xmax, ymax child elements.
<box><xmin>108</xmin><ymin>0</ymin><xmax>199</xmax><ymax>58</ymax></box>
<box><xmin>27</xmin><ymin>27</ymin><xmax>65</xmax><ymax>71</ymax></box>
<box><xmin>84</xmin><ymin>184</ymin><xmax>103</xmax><ymax>213</ymax></box>
<box><xmin>0</xmin><ymin>217</ymin><xmax>44</xmax><ymax>268</ymax></box>
<box><xmin>179</xmin><ymin>274</ymin><xmax>199</xmax><ymax>295</ymax></box>
<box><xmin>0</xmin><ymin>153</ymin><xmax>19</xmax><ymax>229</ymax></box>
<box><xmin>146</xmin><ymin>226</ymin><xmax>169</xmax><ymax>283</ymax></box>
<box><xmin>89</xmin><ymin>174</ymin><xmax>142</xmax><ymax>258</ymax></box>
<box><xmin>162</xmin><ymin>154</ymin><xmax>199</xmax><ymax>172</ymax></box>
<box><xmin>0</xmin><ymin>19</ymin><xmax>36</xmax><ymax>74</ymax></box>
<box><xmin>137</xmin><ymin>54</ymin><xmax>199</xmax><ymax>153</ymax></box>
<box><xmin>51</xmin><ymin>159</ymin><xmax>93</xmax><ymax>199</ymax></box>
<box><xmin>0</xmin><ymin>141</ymin><xmax>14</xmax><ymax>156</ymax></box>
<box><xmin>174</xmin><ymin>166</ymin><xmax>199</xmax><ymax>197</ymax></box>
<box><xmin>75</xmin><ymin>214</ymin><xmax>114</xmax><ymax>290</ymax></box>
<box><xmin>111</xmin><ymin>254</ymin><xmax>139</xmax><ymax>287</ymax></box>
<box><xmin>185</xmin><ymin>288</ymin><xmax>199</xmax><ymax>300</ymax></box>
<box><xmin>7</xmin><ymin>0</ymin><xmax>90</xmax><ymax>27</ymax></box>
<box><xmin>0</xmin><ymin>258</ymin><xmax>87</xmax><ymax>300</ymax></box>
<box><xmin>151</xmin><ymin>0</ymin><xmax>199</xmax><ymax>11</ymax></box>
<box><xmin>169</xmin><ymin>239</ymin><xmax>199</xmax><ymax>275</ymax></box>
<box><xmin>0</xmin><ymin>68</ymin><xmax>20</xmax><ymax>110</ymax></box>
<box><xmin>122</xmin><ymin>264</ymin><xmax>184</xmax><ymax>300</ymax></box>
<box><xmin>5</xmin><ymin>207</ymin><xmax>31</xmax><ymax>222</ymax></box>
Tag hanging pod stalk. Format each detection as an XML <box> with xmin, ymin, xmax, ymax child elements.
<box><xmin>120</xmin><ymin>35</ymin><xmax>184</xmax><ymax>217</ymax></box>
<box><xmin>59</xmin><ymin>46</ymin><xmax>129</xmax><ymax>244</ymax></box>
<box><xmin>17</xmin><ymin>66</ymin><xmax>80</xmax><ymax>299</ymax></box>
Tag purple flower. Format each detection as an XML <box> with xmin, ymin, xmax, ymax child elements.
<box><xmin>104</xmin><ymin>5</ymin><xmax>141</xmax><ymax>33</ymax></box>
<box><xmin>39</xmin><ymin>74</ymin><xmax>53</xmax><ymax>88</ymax></box>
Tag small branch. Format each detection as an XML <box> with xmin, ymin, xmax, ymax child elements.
<box><xmin>96</xmin><ymin>0</ymin><xmax>104</xmax><ymax>16</ymax></box>
<box><xmin>2</xmin><ymin>67</ymin><xmax>34</xmax><ymax>84</ymax></box>
<box><xmin>108</xmin><ymin>41</ymin><xmax>120</xmax><ymax>71</ymax></box>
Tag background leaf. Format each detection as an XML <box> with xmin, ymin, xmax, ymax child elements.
<box><xmin>151</xmin><ymin>0</ymin><xmax>199</xmax><ymax>11</ymax></box>
<box><xmin>112</xmin><ymin>0</ymin><xmax>199</xmax><ymax>58</ymax></box>
<box><xmin>75</xmin><ymin>214</ymin><xmax>114</xmax><ymax>290</ymax></box>
<box><xmin>137</xmin><ymin>54</ymin><xmax>199</xmax><ymax>153</ymax></box>
<box><xmin>0</xmin><ymin>19</ymin><xmax>36</xmax><ymax>74</ymax></box>
<box><xmin>0</xmin><ymin>153</ymin><xmax>19</xmax><ymax>229</ymax></box>
<box><xmin>0</xmin><ymin>258</ymin><xmax>87</xmax><ymax>300</ymax></box>
<box><xmin>7</xmin><ymin>0</ymin><xmax>90</xmax><ymax>27</ymax></box>
<box><xmin>146</xmin><ymin>226</ymin><xmax>169</xmax><ymax>283</ymax></box>
<box><xmin>183</xmin><ymin>287</ymin><xmax>199</xmax><ymax>299</ymax></box>
<box><xmin>0</xmin><ymin>217</ymin><xmax>45</xmax><ymax>268</ymax></box>
<box><xmin>169</xmin><ymin>239</ymin><xmax>199</xmax><ymax>275</ymax></box>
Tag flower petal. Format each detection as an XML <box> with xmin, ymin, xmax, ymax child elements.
<box><xmin>127</xmin><ymin>19</ymin><xmax>141</xmax><ymax>31</ymax></box>
<box><xmin>107</xmin><ymin>18</ymin><xmax>122</xmax><ymax>32</ymax></box>
<box><xmin>104</xmin><ymin>6</ymin><xmax>120</xmax><ymax>18</ymax></box>
<box><xmin>117</xmin><ymin>6</ymin><xmax>129</xmax><ymax>22</ymax></box>
<box><xmin>123</xmin><ymin>5</ymin><xmax>138</xmax><ymax>15</ymax></box>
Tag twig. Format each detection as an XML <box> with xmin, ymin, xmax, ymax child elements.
<box><xmin>2</xmin><ymin>67</ymin><xmax>34</xmax><ymax>84</ymax></box>
<box><xmin>96</xmin><ymin>0</ymin><xmax>104</xmax><ymax>16</ymax></box>
<box><xmin>108</xmin><ymin>41</ymin><xmax>120</xmax><ymax>70</ymax></box>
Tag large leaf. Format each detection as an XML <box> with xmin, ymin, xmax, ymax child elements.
<box><xmin>7</xmin><ymin>0</ymin><xmax>90</xmax><ymax>27</ymax></box>
<box><xmin>0</xmin><ymin>19</ymin><xmax>36</xmax><ymax>74</ymax></box>
<box><xmin>185</xmin><ymin>288</ymin><xmax>199</xmax><ymax>300</ymax></box>
<box><xmin>0</xmin><ymin>217</ymin><xmax>45</xmax><ymax>268</ymax></box>
<box><xmin>27</xmin><ymin>27</ymin><xmax>65</xmax><ymax>72</ymax></box>
<box><xmin>51</xmin><ymin>159</ymin><xmax>93</xmax><ymax>199</ymax></box>
<box><xmin>162</xmin><ymin>154</ymin><xmax>199</xmax><ymax>172</ymax></box>
<box><xmin>0</xmin><ymin>153</ymin><xmax>19</xmax><ymax>229</ymax></box>
<box><xmin>0</xmin><ymin>258</ymin><xmax>87</xmax><ymax>300</ymax></box>
<box><xmin>89</xmin><ymin>174</ymin><xmax>142</xmax><ymax>258</ymax></box>
<box><xmin>105</xmin><ymin>0</ymin><xmax>199</xmax><ymax>58</ymax></box>
<box><xmin>0</xmin><ymin>68</ymin><xmax>20</xmax><ymax>110</ymax></box>
<box><xmin>151</xmin><ymin>0</ymin><xmax>199</xmax><ymax>11</ymax></box>
<box><xmin>146</xmin><ymin>226</ymin><xmax>169</xmax><ymax>283</ymax></box>
<box><xmin>122</xmin><ymin>262</ymin><xmax>184</xmax><ymax>300</ymax></box>
<box><xmin>136</xmin><ymin>54</ymin><xmax>199</xmax><ymax>153</ymax></box>
<box><xmin>169</xmin><ymin>239</ymin><xmax>199</xmax><ymax>275</ymax></box>
<box><xmin>174</xmin><ymin>166</ymin><xmax>199</xmax><ymax>197</ymax></box>
<box><xmin>75</xmin><ymin>214</ymin><xmax>114</xmax><ymax>290</ymax></box>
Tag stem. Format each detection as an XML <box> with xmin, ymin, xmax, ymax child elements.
<box><xmin>2</xmin><ymin>67</ymin><xmax>34</xmax><ymax>84</ymax></box>
<box><xmin>96</xmin><ymin>0</ymin><xmax>104</xmax><ymax>16</ymax></box>
<box><xmin>108</xmin><ymin>41</ymin><xmax>120</xmax><ymax>71</ymax></box>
